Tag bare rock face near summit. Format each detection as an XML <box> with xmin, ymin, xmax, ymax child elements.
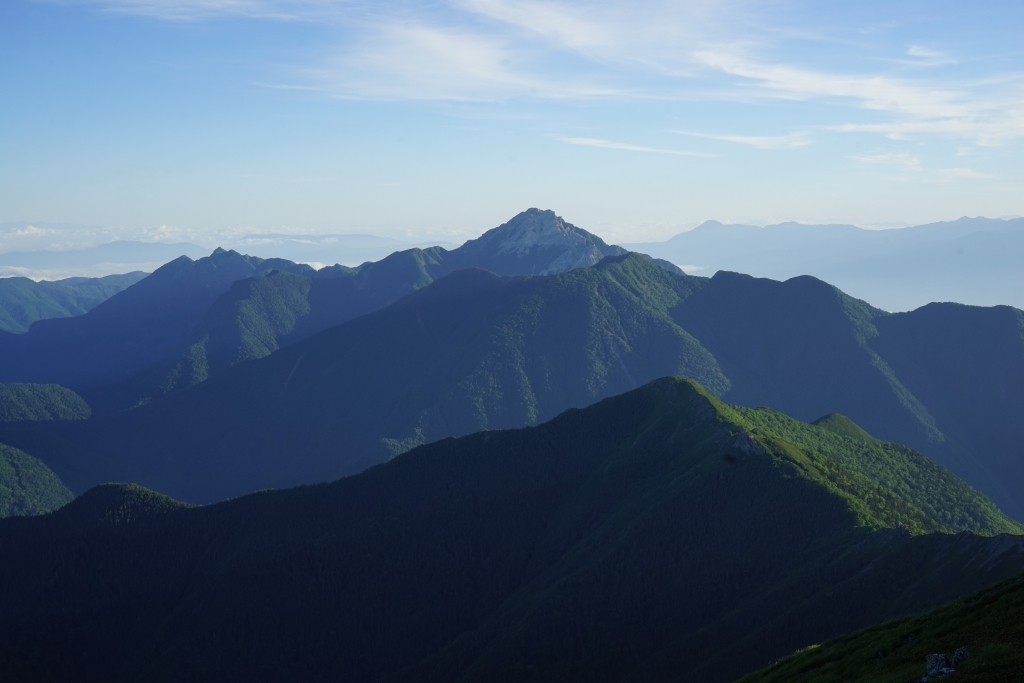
<box><xmin>444</xmin><ymin>208</ymin><xmax>628</xmax><ymax>275</ymax></box>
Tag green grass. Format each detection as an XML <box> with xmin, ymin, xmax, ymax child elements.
<box><xmin>737</xmin><ymin>572</ymin><xmax>1024</xmax><ymax>683</ymax></box>
<box><xmin>735</xmin><ymin>406</ymin><xmax>1022</xmax><ymax>536</ymax></box>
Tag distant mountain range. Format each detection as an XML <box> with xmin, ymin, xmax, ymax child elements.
<box><xmin>0</xmin><ymin>208</ymin><xmax>1023</xmax><ymax>521</ymax></box>
<box><xmin>2</xmin><ymin>208</ymin><xmax>1024</xmax><ymax>681</ymax></box>
<box><xmin>624</xmin><ymin>216</ymin><xmax>1024</xmax><ymax>311</ymax></box>
<box><xmin>5</xmin><ymin>214</ymin><xmax>1022</xmax><ymax>315</ymax></box>
<box><xmin>0</xmin><ymin>378</ymin><xmax>1021</xmax><ymax>682</ymax></box>
<box><xmin>0</xmin><ymin>209</ymin><xmax>654</xmax><ymax>396</ymax></box>
<box><xmin>0</xmin><ymin>272</ymin><xmax>146</xmax><ymax>333</ymax></box>
<box><xmin>0</xmin><ymin>251</ymin><xmax>317</xmax><ymax>388</ymax></box>
<box><xmin>1</xmin><ymin>249</ymin><xmax>1021</xmax><ymax>527</ymax></box>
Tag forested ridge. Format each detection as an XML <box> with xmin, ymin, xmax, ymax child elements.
<box><xmin>1</xmin><ymin>379</ymin><xmax>1021</xmax><ymax>682</ymax></box>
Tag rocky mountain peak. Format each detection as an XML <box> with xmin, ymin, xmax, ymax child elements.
<box><xmin>484</xmin><ymin>208</ymin><xmax>579</xmax><ymax>255</ymax></box>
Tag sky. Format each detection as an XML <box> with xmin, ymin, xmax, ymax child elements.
<box><xmin>2</xmin><ymin>0</ymin><xmax>1023</xmax><ymax>246</ymax></box>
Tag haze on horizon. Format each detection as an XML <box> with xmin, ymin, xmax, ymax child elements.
<box><xmin>2</xmin><ymin>0</ymin><xmax>1023</xmax><ymax>246</ymax></box>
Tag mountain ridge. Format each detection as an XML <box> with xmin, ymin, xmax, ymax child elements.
<box><xmin>6</xmin><ymin>252</ymin><xmax>1024</xmax><ymax>522</ymax></box>
<box><xmin>626</xmin><ymin>216</ymin><xmax>1024</xmax><ymax>311</ymax></box>
<box><xmin>0</xmin><ymin>378</ymin><xmax>1021</xmax><ymax>682</ymax></box>
<box><xmin>0</xmin><ymin>209</ymin><xmax>654</xmax><ymax>401</ymax></box>
<box><xmin>0</xmin><ymin>271</ymin><xmax>146</xmax><ymax>333</ymax></box>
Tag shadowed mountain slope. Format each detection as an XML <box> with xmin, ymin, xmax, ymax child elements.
<box><xmin>93</xmin><ymin>209</ymin><xmax>668</xmax><ymax>409</ymax></box>
<box><xmin>0</xmin><ymin>249</ymin><xmax>314</xmax><ymax>389</ymax></box>
<box><xmin>17</xmin><ymin>255</ymin><xmax>723</xmax><ymax>500</ymax></box>
<box><xmin>736</xmin><ymin>571</ymin><xmax>1024</xmax><ymax>683</ymax></box>
<box><xmin>670</xmin><ymin>270</ymin><xmax>1024</xmax><ymax>520</ymax></box>
<box><xmin>0</xmin><ymin>271</ymin><xmax>146</xmax><ymax>333</ymax></box>
<box><xmin>0</xmin><ymin>383</ymin><xmax>84</xmax><ymax>516</ymax></box>
<box><xmin>0</xmin><ymin>379</ymin><xmax>1021</xmax><ymax>683</ymax></box>
<box><xmin>7</xmin><ymin>254</ymin><xmax>1024</xmax><ymax>520</ymax></box>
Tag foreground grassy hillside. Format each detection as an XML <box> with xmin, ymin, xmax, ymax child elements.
<box><xmin>0</xmin><ymin>379</ymin><xmax>1021</xmax><ymax>682</ymax></box>
<box><xmin>737</xmin><ymin>572</ymin><xmax>1024</xmax><ymax>683</ymax></box>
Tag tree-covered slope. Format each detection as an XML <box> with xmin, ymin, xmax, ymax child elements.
<box><xmin>0</xmin><ymin>248</ymin><xmax>315</xmax><ymax>388</ymax></box>
<box><xmin>0</xmin><ymin>383</ymin><xmax>85</xmax><ymax>516</ymax></box>
<box><xmin>83</xmin><ymin>209</ymin><xmax>677</xmax><ymax>411</ymax></box>
<box><xmin>15</xmin><ymin>255</ymin><xmax>723</xmax><ymax>501</ymax></box>
<box><xmin>0</xmin><ymin>272</ymin><xmax>147</xmax><ymax>333</ymax></box>
<box><xmin>672</xmin><ymin>270</ymin><xmax>1024</xmax><ymax>520</ymax></box>
<box><xmin>0</xmin><ymin>378</ymin><xmax>1021</xmax><ymax>683</ymax></box>
<box><xmin>9</xmin><ymin>252</ymin><xmax>1024</xmax><ymax>521</ymax></box>
<box><xmin>0</xmin><ymin>442</ymin><xmax>73</xmax><ymax>517</ymax></box>
<box><xmin>0</xmin><ymin>209</ymin><xmax>658</xmax><ymax>405</ymax></box>
<box><xmin>868</xmin><ymin>302</ymin><xmax>1024</xmax><ymax>526</ymax></box>
<box><xmin>0</xmin><ymin>383</ymin><xmax>91</xmax><ymax>422</ymax></box>
<box><xmin>736</xmin><ymin>571</ymin><xmax>1024</xmax><ymax>683</ymax></box>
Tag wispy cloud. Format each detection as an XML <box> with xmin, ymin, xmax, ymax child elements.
<box><xmin>694</xmin><ymin>50</ymin><xmax>970</xmax><ymax>119</ymax></box>
<box><xmin>849</xmin><ymin>151</ymin><xmax>921</xmax><ymax>169</ymax></box>
<box><xmin>696</xmin><ymin>49</ymin><xmax>1024</xmax><ymax>145</ymax></box>
<box><xmin>313</xmin><ymin>23</ymin><xmax>620</xmax><ymax>101</ymax></box>
<box><xmin>905</xmin><ymin>45</ymin><xmax>956</xmax><ymax>66</ymax></box>
<box><xmin>557</xmin><ymin>137</ymin><xmax>715</xmax><ymax>157</ymax></box>
<box><xmin>89</xmin><ymin>0</ymin><xmax>345</xmax><ymax>21</ymax></box>
<box><xmin>936</xmin><ymin>167</ymin><xmax>994</xmax><ymax>179</ymax></box>
<box><xmin>849</xmin><ymin>153</ymin><xmax>994</xmax><ymax>180</ymax></box>
<box><xmin>80</xmin><ymin>0</ymin><xmax>1024</xmax><ymax>147</ymax></box>
<box><xmin>673</xmin><ymin>130</ymin><xmax>811</xmax><ymax>149</ymax></box>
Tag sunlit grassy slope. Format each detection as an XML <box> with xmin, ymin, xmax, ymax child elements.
<box><xmin>736</xmin><ymin>572</ymin><xmax>1024</xmax><ymax>683</ymax></box>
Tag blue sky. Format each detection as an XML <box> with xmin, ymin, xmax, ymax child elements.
<box><xmin>2</xmin><ymin>0</ymin><xmax>1023</xmax><ymax>245</ymax></box>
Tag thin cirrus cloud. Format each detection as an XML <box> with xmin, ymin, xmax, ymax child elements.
<box><xmin>313</xmin><ymin>23</ymin><xmax>622</xmax><ymax>101</ymax></box>
<box><xmin>672</xmin><ymin>130</ymin><xmax>811</xmax><ymax>150</ymax></box>
<box><xmin>83</xmin><ymin>0</ymin><xmax>1024</xmax><ymax>148</ymax></box>
<box><xmin>936</xmin><ymin>167</ymin><xmax>995</xmax><ymax>179</ymax></box>
<box><xmin>694</xmin><ymin>49</ymin><xmax>1024</xmax><ymax>145</ymax></box>
<box><xmin>89</xmin><ymin>0</ymin><xmax>347</xmax><ymax>21</ymax></box>
<box><xmin>849</xmin><ymin>152</ymin><xmax>993</xmax><ymax>180</ymax></box>
<box><xmin>849</xmin><ymin>151</ymin><xmax>922</xmax><ymax>169</ymax></box>
<box><xmin>556</xmin><ymin>137</ymin><xmax>716</xmax><ymax>157</ymax></box>
<box><xmin>905</xmin><ymin>45</ymin><xmax>956</xmax><ymax>66</ymax></box>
